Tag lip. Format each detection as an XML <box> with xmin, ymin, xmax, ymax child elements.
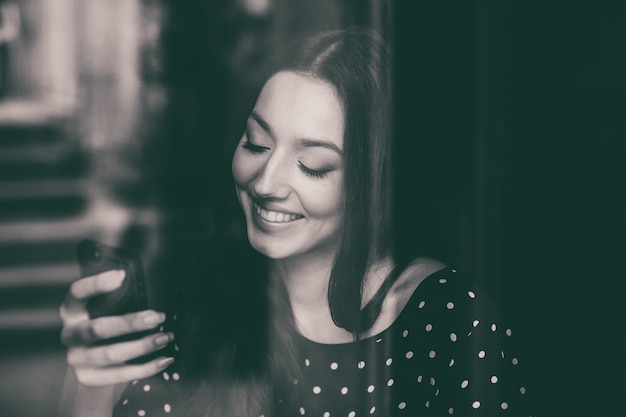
<box><xmin>249</xmin><ymin>200</ymin><xmax>304</xmax><ymax>230</ymax></box>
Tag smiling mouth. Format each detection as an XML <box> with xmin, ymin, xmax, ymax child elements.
<box><xmin>254</xmin><ymin>203</ymin><xmax>303</xmax><ymax>223</ymax></box>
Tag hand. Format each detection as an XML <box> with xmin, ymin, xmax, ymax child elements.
<box><xmin>60</xmin><ymin>270</ymin><xmax>175</xmax><ymax>387</ymax></box>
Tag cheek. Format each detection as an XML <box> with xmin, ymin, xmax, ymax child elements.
<box><xmin>301</xmin><ymin>183</ymin><xmax>344</xmax><ymax>219</ymax></box>
<box><xmin>232</xmin><ymin>148</ymin><xmax>257</xmax><ymax>188</ymax></box>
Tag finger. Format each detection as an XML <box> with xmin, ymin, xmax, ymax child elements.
<box><xmin>68</xmin><ymin>332</ymin><xmax>175</xmax><ymax>367</ymax></box>
<box><xmin>60</xmin><ymin>310</ymin><xmax>166</xmax><ymax>347</ymax></box>
<box><xmin>73</xmin><ymin>356</ymin><xmax>175</xmax><ymax>387</ymax></box>
<box><xmin>60</xmin><ymin>270</ymin><xmax>126</xmax><ymax>321</ymax></box>
<box><xmin>71</xmin><ymin>270</ymin><xmax>126</xmax><ymax>301</ymax></box>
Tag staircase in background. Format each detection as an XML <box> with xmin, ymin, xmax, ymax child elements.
<box><xmin>0</xmin><ymin>107</ymin><xmax>139</xmax><ymax>416</ymax></box>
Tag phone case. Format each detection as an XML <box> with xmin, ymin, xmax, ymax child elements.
<box><xmin>76</xmin><ymin>239</ymin><xmax>149</xmax><ymax>318</ymax></box>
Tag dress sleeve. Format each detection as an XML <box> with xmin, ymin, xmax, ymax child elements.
<box><xmin>423</xmin><ymin>272</ymin><xmax>533</xmax><ymax>416</ymax></box>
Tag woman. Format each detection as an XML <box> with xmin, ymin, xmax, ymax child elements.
<box><xmin>59</xmin><ymin>28</ymin><xmax>531</xmax><ymax>416</ymax></box>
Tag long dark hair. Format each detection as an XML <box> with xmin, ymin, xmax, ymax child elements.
<box><xmin>179</xmin><ymin>28</ymin><xmax>396</xmax><ymax>416</ymax></box>
<box><xmin>239</xmin><ymin>27</ymin><xmax>395</xmax><ymax>333</ymax></box>
<box><xmin>288</xmin><ymin>28</ymin><xmax>394</xmax><ymax>333</ymax></box>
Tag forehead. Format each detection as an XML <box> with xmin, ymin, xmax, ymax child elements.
<box><xmin>253</xmin><ymin>71</ymin><xmax>344</xmax><ymax>149</ymax></box>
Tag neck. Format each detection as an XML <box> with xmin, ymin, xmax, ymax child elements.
<box><xmin>270</xmin><ymin>247</ymin><xmax>358</xmax><ymax>343</ymax></box>
<box><xmin>270</xmin><ymin>250</ymin><xmax>334</xmax><ymax>312</ymax></box>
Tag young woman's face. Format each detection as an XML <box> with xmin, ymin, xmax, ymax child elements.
<box><xmin>232</xmin><ymin>71</ymin><xmax>345</xmax><ymax>261</ymax></box>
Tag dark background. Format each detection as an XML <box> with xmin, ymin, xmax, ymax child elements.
<box><xmin>0</xmin><ymin>1</ymin><xmax>624</xmax><ymax>416</ymax></box>
<box><xmin>394</xmin><ymin>1</ymin><xmax>625</xmax><ymax>415</ymax></box>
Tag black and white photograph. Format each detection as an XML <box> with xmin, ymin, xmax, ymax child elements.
<box><xmin>0</xmin><ymin>1</ymin><xmax>624</xmax><ymax>416</ymax></box>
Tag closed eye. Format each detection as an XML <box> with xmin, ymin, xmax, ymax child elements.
<box><xmin>298</xmin><ymin>161</ymin><xmax>331</xmax><ymax>179</ymax></box>
<box><xmin>242</xmin><ymin>140</ymin><xmax>269</xmax><ymax>154</ymax></box>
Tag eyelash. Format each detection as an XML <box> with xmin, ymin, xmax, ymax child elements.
<box><xmin>298</xmin><ymin>161</ymin><xmax>330</xmax><ymax>179</ymax></box>
<box><xmin>242</xmin><ymin>140</ymin><xmax>268</xmax><ymax>154</ymax></box>
<box><xmin>243</xmin><ymin>138</ymin><xmax>331</xmax><ymax>179</ymax></box>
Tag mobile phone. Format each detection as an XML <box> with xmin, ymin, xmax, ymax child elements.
<box><xmin>76</xmin><ymin>239</ymin><xmax>170</xmax><ymax>363</ymax></box>
<box><xmin>76</xmin><ymin>239</ymin><xmax>149</xmax><ymax>319</ymax></box>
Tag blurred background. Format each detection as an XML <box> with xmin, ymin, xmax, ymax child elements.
<box><xmin>0</xmin><ymin>0</ymin><xmax>623</xmax><ymax>416</ymax></box>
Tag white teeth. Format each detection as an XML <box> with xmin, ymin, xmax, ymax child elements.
<box><xmin>254</xmin><ymin>203</ymin><xmax>300</xmax><ymax>223</ymax></box>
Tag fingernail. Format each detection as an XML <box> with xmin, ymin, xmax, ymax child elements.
<box><xmin>154</xmin><ymin>333</ymin><xmax>172</xmax><ymax>346</ymax></box>
<box><xmin>144</xmin><ymin>311</ymin><xmax>166</xmax><ymax>326</ymax></box>
<box><xmin>157</xmin><ymin>357</ymin><xmax>175</xmax><ymax>368</ymax></box>
<box><xmin>102</xmin><ymin>270</ymin><xmax>125</xmax><ymax>290</ymax></box>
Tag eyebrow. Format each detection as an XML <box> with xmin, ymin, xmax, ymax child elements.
<box><xmin>296</xmin><ymin>138</ymin><xmax>343</xmax><ymax>156</ymax></box>
<box><xmin>249</xmin><ymin>111</ymin><xmax>343</xmax><ymax>156</ymax></box>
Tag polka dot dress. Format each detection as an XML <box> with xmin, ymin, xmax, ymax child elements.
<box><xmin>114</xmin><ymin>268</ymin><xmax>532</xmax><ymax>416</ymax></box>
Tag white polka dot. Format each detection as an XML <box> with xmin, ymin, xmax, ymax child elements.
<box><xmin>418</xmin><ymin>301</ymin><xmax>426</xmax><ymax>308</ymax></box>
<box><xmin>425</xmin><ymin>401</ymin><xmax>430</xmax><ymax>408</ymax></box>
<box><xmin>385</xmin><ymin>357</ymin><xmax>393</xmax><ymax>366</ymax></box>
<box><xmin>446</xmin><ymin>302</ymin><xmax>455</xmax><ymax>309</ymax></box>
<box><xmin>172</xmin><ymin>373</ymin><xmax>180</xmax><ymax>381</ymax></box>
<box><xmin>491</xmin><ymin>323</ymin><xmax>497</xmax><ymax>331</ymax></box>
<box><xmin>506</xmin><ymin>328</ymin><xmax>512</xmax><ymax>336</ymax></box>
<box><xmin>173</xmin><ymin>314</ymin><xmax>177</xmax><ymax>320</ymax></box>
<box><xmin>428</xmin><ymin>350</ymin><xmax>436</xmax><ymax>358</ymax></box>
<box><xmin>425</xmin><ymin>324</ymin><xmax>433</xmax><ymax>332</ymax></box>
<box><xmin>398</xmin><ymin>402</ymin><xmax>406</xmax><ymax>410</ymax></box>
<box><xmin>468</xmin><ymin>291</ymin><xmax>476</xmax><ymax>298</ymax></box>
<box><xmin>501</xmin><ymin>402</ymin><xmax>508</xmax><ymax>410</ymax></box>
<box><xmin>472</xmin><ymin>320</ymin><xmax>480</xmax><ymax>327</ymax></box>
<box><xmin>304</xmin><ymin>359</ymin><xmax>310</xmax><ymax>367</ymax></box>
<box><xmin>449</xmin><ymin>358</ymin><xmax>455</xmax><ymax>367</ymax></box>
<box><xmin>162</xmin><ymin>372</ymin><xmax>170</xmax><ymax>381</ymax></box>
<box><xmin>341</xmin><ymin>387</ymin><xmax>349</xmax><ymax>395</ymax></box>
<box><xmin>520</xmin><ymin>386</ymin><xmax>527</xmax><ymax>394</ymax></box>
<box><xmin>451</xmin><ymin>269</ymin><xmax>457</xmax><ymax>273</ymax></box>
<box><xmin>323</xmin><ymin>413</ymin><xmax>330</xmax><ymax>417</ymax></box>
<box><xmin>375</xmin><ymin>338</ymin><xmax>383</xmax><ymax>343</ymax></box>
<box><xmin>417</xmin><ymin>375</ymin><xmax>423</xmax><ymax>383</ymax></box>
<box><xmin>501</xmin><ymin>351</ymin><xmax>506</xmax><ymax>358</ymax></box>
<box><xmin>132</xmin><ymin>380</ymin><xmax>138</xmax><ymax>385</ymax></box>
<box><xmin>367</xmin><ymin>384</ymin><xmax>375</xmax><ymax>393</ymax></box>
<box><xmin>467</xmin><ymin>331</ymin><xmax>473</xmax><ymax>336</ymax></box>
<box><xmin>349</xmin><ymin>412</ymin><xmax>356</xmax><ymax>417</ymax></box>
<box><xmin>439</xmin><ymin>278</ymin><xmax>447</xmax><ymax>284</ymax></box>
<box><xmin>461</xmin><ymin>380</ymin><xmax>469</xmax><ymax>388</ymax></box>
<box><xmin>387</xmin><ymin>378</ymin><xmax>394</xmax><ymax>386</ymax></box>
<box><xmin>164</xmin><ymin>403</ymin><xmax>171</xmax><ymax>413</ymax></box>
<box><xmin>430</xmin><ymin>377</ymin><xmax>436</xmax><ymax>386</ymax></box>
<box><xmin>402</xmin><ymin>329</ymin><xmax>409</xmax><ymax>337</ymax></box>
<box><xmin>450</xmin><ymin>332</ymin><xmax>457</xmax><ymax>342</ymax></box>
<box><xmin>138</xmin><ymin>411</ymin><xmax>146</xmax><ymax>417</ymax></box>
<box><xmin>369</xmin><ymin>406</ymin><xmax>376</xmax><ymax>414</ymax></box>
<box><xmin>472</xmin><ymin>401</ymin><xmax>481</xmax><ymax>409</ymax></box>
<box><xmin>299</xmin><ymin>407</ymin><xmax>305</xmax><ymax>415</ymax></box>
<box><xmin>435</xmin><ymin>388</ymin><xmax>440</xmax><ymax>396</ymax></box>
<box><xmin>330</xmin><ymin>362</ymin><xmax>339</xmax><ymax>370</ymax></box>
<box><xmin>313</xmin><ymin>386</ymin><xmax>321</xmax><ymax>394</ymax></box>
<box><xmin>491</xmin><ymin>376</ymin><xmax>498</xmax><ymax>383</ymax></box>
<box><xmin>448</xmin><ymin>407</ymin><xmax>454</xmax><ymax>414</ymax></box>
<box><xmin>358</xmin><ymin>361</ymin><xmax>366</xmax><ymax>369</ymax></box>
<box><xmin>478</xmin><ymin>350</ymin><xmax>486</xmax><ymax>358</ymax></box>
<box><xmin>143</xmin><ymin>384</ymin><xmax>151</xmax><ymax>392</ymax></box>
<box><xmin>174</xmin><ymin>344</ymin><xmax>180</xmax><ymax>351</ymax></box>
<box><xmin>512</xmin><ymin>357</ymin><xmax>519</xmax><ymax>365</ymax></box>
<box><xmin>122</xmin><ymin>399</ymin><xmax>129</xmax><ymax>405</ymax></box>
<box><xmin>405</xmin><ymin>351</ymin><xmax>414</xmax><ymax>359</ymax></box>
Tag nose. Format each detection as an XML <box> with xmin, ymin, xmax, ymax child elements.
<box><xmin>251</xmin><ymin>151</ymin><xmax>291</xmax><ymax>199</ymax></box>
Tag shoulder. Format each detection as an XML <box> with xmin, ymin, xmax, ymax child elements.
<box><xmin>389</xmin><ymin>257</ymin><xmax>448</xmax><ymax>303</ymax></box>
<box><xmin>361</xmin><ymin>257</ymin><xmax>447</xmax><ymax>338</ymax></box>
